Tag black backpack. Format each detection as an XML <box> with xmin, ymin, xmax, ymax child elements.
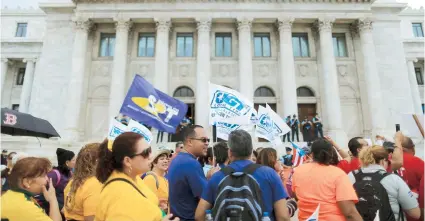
<box><xmin>353</xmin><ymin>170</ymin><xmax>396</xmax><ymax>221</ymax></box>
<box><xmin>212</xmin><ymin>164</ymin><xmax>265</xmax><ymax>221</ymax></box>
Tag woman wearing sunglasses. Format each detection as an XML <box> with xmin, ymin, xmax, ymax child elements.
<box><xmin>96</xmin><ymin>132</ymin><xmax>179</xmax><ymax>221</ymax></box>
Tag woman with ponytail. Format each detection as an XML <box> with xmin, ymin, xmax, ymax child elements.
<box><xmin>95</xmin><ymin>132</ymin><xmax>179</xmax><ymax>221</ymax></box>
<box><xmin>348</xmin><ymin>145</ymin><xmax>420</xmax><ymax>220</ymax></box>
<box><xmin>292</xmin><ymin>138</ymin><xmax>362</xmax><ymax>221</ymax></box>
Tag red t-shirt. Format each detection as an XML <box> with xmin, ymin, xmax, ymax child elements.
<box><xmin>399</xmin><ymin>153</ymin><xmax>424</xmax><ymax>192</ymax></box>
<box><xmin>337</xmin><ymin>157</ymin><xmax>361</xmax><ymax>174</ymax></box>
<box><xmin>419</xmin><ymin>175</ymin><xmax>424</xmax><ymax>209</ymax></box>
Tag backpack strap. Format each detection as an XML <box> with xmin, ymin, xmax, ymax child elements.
<box><xmin>242</xmin><ymin>163</ymin><xmax>262</xmax><ymax>175</ymax></box>
<box><xmin>102</xmin><ymin>178</ymin><xmax>146</xmax><ymax>198</ymax></box>
<box><xmin>221</xmin><ymin>166</ymin><xmax>236</xmax><ymax>176</ymax></box>
<box><xmin>52</xmin><ymin>169</ymin><xmax>61</xmax><ymax>187</ymax></box>
<box><xmin>144</xmin><ymin>172</ymin><xmax>159</xmax><ymax>189</ymax></box>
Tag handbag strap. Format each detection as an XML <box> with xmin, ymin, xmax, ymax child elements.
<box><xmin>102</xmin><ymin>178</ymin><xmax>146</xmax><ymax>198</ymax></box>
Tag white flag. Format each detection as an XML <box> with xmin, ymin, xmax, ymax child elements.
<box><xmin>255</xmin><ymin>105</ymin><xmax>282</xmax><ymax>146</ymax></box>
<box><xmin>107</xmin><ymin>118</ymin><xmax>127</xmax><ymax>141</ymax></box>
<box><xmin>127</xmin><ymin>119</ymin><xmax>153</xmax><ymax>144</ymax></box>
<box><xmin>306</xmin><ymin>204</ymin><xmax>320</xmax><ymax>221</ymax></box>
<box><xmin>266</xmin><ymin>104</ymin><xmax>291</xmax><ymax>137</ymax></box>
<box><xmin>373</xmin><ymin>210</ymin><xmax>380</xmax><ymax>221</ymax></box>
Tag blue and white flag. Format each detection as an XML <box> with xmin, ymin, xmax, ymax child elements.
<box><xmin>266</xmin><ymin>104</ymin><xmax>291</xmax><ymax>137</ymax></box>
<box><xmin>127</xmin><ymin>119</ymin><xmax>153</xmax><ymax>144</ymax></box>
<box><xmin>120</xmin><ymin>75</ymin><xmax>188</xmax><ymax>133</ymax></box>
<box><xmin>306</xmin><ymin>204</ymin><xmax>320</xmax><ymax>221</ymax></box>
<box><xmin>255</xmin><ymin>104</ymin><xmax>290</xmax><ymax>146</ymax></box>
<box><xmin>107</xmin><ymin>118</ymin><xmax>127</xmax><ymax>141</ymax></box>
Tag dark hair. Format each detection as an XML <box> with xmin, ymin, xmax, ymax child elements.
<box><xmin>8</xmin><ymin>157</ymin><xmax>52</xmax><ymax>190</ymax></box>
<box><xmin>253</xmin><ymin>150</ymin><xmax>258</xmax><ymax>158</ymax></box>
<box><xmin>228</xmin><ymin>130</ymin><xmax>253</xmax><ymax>159</ymax></box>
<box><xmin>311</xmin><ymin>138</ymin><xmax>336</xmax><ymax>166</ymax></box>
<box><xmin>348</xmin><ymin>137</ymin><xmax>363</xmax><ymax>157</ymax></box>
<box><xmin>256</xmin><ymin>148</ymin><xmax>277</xmax><ymax>169</ymax></box>
<box><xmin>151</xmin><ymin>153</ymin><xmax>169</xmax><ymax>170</ymax></box>
<box><xmin>56</xmin><ymin>148</ymin><xmax>75</xmax><ymax>176</ymax></box>
<box><xmin>175</xmin><ymin>141</ymin><xmax>184</xmax><ymax>149</ymax></box>
<box><xmin>213</xmin><ymin>142</ymin><xmax>229</xmax><ymax>165</ymax></box>
<box><xmin>182</xmin><ymin>125</ymin><xmax>203</xmax><ymax>144</ymax></box>
<box><xmin>402</xmin><ymin>137</ymin><xmax>415</xmax><ymax>150</ymax></box>
<box><xmin>96</xmin><ymin>132</ymin><xmax>144</xmax><ymax>183</ymax></box>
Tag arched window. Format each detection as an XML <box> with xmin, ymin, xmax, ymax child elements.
<box><xmin>297</xmin><ymin>87</ymin><xmax>314</xmax><ymax>97</ymax></box>
<box><xmin>173</xmin><ymin>86</ymin><xmax>194</xmax><ymax>97</ymax></box>
<box><xmin>254</xmin><ymin>86</ymin><xmax>275</xmax><ymax>97</ymax></box>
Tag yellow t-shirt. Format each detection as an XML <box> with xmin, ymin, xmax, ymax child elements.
<box><xmin>1</xmin><ymin>189</ymin><xmax>51</xmax><ymax>221</ymax></box>
<box><xmin>95</xmin><ymin>171</ymin><xmax>162</xmax><ymax>221</ymax></box>
<box><xmin>64</xmin><ymin>176</ymin><xmax>102</xmax><ymax>220</ymax></box>
<box><xmin>143</xmin><ymin>172</ymin><xmax>169</xmax><ymax>201</ymax></box>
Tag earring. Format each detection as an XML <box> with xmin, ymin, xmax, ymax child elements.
<box><xmin>128</xmin><ymin>166</ymin><xmax>133</xmax><ymax>174</ymax></box>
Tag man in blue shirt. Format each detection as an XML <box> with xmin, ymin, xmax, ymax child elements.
<box><xmin>290</xmin><ymin>115</ymin><xmax>300</xmax><ymax>142</ymax></box>
<box><xmin>282</xmin><ymin>115</ymin><xmax>291</xmax><ymax>142</ymax></box>
<box><xmin>195</xmin><ymin>130</ymin><xmax>290</xmax><ymax>221</ymax></box>
<box><xmin>167</xmin><ymin>125</ymin><xmax>209</xmax><ymax>221</ymax></box>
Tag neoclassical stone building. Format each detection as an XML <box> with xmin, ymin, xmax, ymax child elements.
<box><xmin>1</xmin><ymin>0</ymin><xmax>424</xmax><ymax>157</ymax></box>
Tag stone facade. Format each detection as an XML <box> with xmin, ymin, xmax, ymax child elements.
<box><xmin>1</xmin><ymin>0</ymin><xmax>424</xmax><ymax>157</ymax></box>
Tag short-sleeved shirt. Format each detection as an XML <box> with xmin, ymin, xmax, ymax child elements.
<box><xmin>96</xmin><ymin>171</ymin><xmax>162</xmax><ymax>221</ymax></box>
<box><xmin>348</xmin><ymin>164</ymin><xmax>419</xmax><ymax>220</ymax></box>
<box><xmin>166</xmin><ymin>152</ymin><xmax>207</xmax><ymax>221</ymax></box>
<box><xmin>144</xmin><ymin>172</ymin><xmax>169</xmax><ymax>201</ymax></box>
<box><xmin>201</xmin><ymin>160</ymin><xmax>288</xmax><ymax>221</ymax></box>
<box><xmin>292</xmin><ymin>162</ymin><xmax>358</xmax><ymax>221</ymax></box>
<box><xmin>419</xmin><ymin>176</ymin><xmax>424</xmax><ymax>208</ymax></box>
<box><xmin>64</xmin><ymin>176</ymin><xmax>102</xmax><ymax>220</ymax></box>
<box><xmin>337</xmin><ymin>157</ymin><xmax>361</xmax><ymax>174</ymax></box>
<box><xmin>1</xmin><ymin>189</ymin><xmax>51</xmax><ymax>221</ymax></box>
<box><xmin>399</xmin><ymin>153</ymin><xmax>424</xmax><ymax>192</ymax></box>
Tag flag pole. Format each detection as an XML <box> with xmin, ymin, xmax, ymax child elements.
<box><xmin>412</xmin><ymin>114</ymin><xmax>424</xmax><ymax>138</ymax></box>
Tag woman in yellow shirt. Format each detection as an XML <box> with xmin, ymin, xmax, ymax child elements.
<box><xmin>143</xmin><ymin>150</ymin><xmax>170</xmax><ymax>212</ymax></box>
<box><xmin>64</xmin><ymin>143</ymin><xmax>102</xmax><ymax>221</ymax></box>
<box><xmin>1</xmin><ymin>157</ymin><xmax>61</xmax><ymax>221</ymax></box>
<box><xmin>95</xmin><ymin>132</ymin><xmax>179</xmax><ymax>221</ymax></box>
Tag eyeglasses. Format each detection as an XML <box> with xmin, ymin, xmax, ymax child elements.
<box><xmin>190</xmin><ymin>138</ymin><xmax>210</xmax><ymax>143</ymax></box>
<box><xmin>130</xmin><ymin>147</ymin><xmax>152</xmax><ymax>158</ymax></box>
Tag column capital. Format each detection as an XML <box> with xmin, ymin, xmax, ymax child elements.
<box><xmin>72</xmin><ymin>18</ymin><xmax>94</xmax><ymax>32</ymax></box>
<box><xmin>277</xmin><ymin>17</ymin><xmax>294</xmax><ymax>31</ymax></box>
<box><xmin>237</xmin><ymin>18</ymin><xmax>253</xmax><ymax>32</ymax></box>
<box><xmin>114</xmin><ymin>18</ymin><xmax>133</xmax><ymax>32</ymax></box>
<box><xmin>196</xmin><ymin>18</ymin><xmax>212</xmax><ymax>32</ymax></box>
<box><xmin>314</xmin><ymin>17</ymin><xmax>335</xmax><ymax>33</ymax></box>
<box><xmin>1</xmin><ymin>58</ymin><xmax>9</xmax><ymax>63</ymax></box>
<box><xmin>23</xmin><ymin>57</ymin><xmax>38</xmax><ymax>63</ymax></box>
<box><xmin>154</xmin><ymin>18</ymin><xmax>171</xmax><ymax>32</ymax></box>
<box><xmin>357</xmin><ymin>18</ymin><xmax>374</xmax><ymax>32</ymax></box>
<box><xmin>406</xmin><ymin>57</ymin><xmax>418</xmax><ymax>63</ymax></box>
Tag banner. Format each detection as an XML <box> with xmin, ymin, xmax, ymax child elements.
<box><xmin>120</xmin><ymin>75</ymin><xmax>188</xmax><ymax>133</ymax></box>
<box><xmin>255</xmin><ymin>104</ymin><xmax>290</xmax><ymax>146</ymax></box>
<box><xmin>127</xmin><ymin>119</ymin><xmax>153</xmax><ymax>144</ymax></box>
<box><xmin>209</xmin><ymin>83</ymin><xmax>254</xmax><ymax>125</ymax></box>
<box><xmin>266</xmin><ymin>104</ymin><xmax>291</xmax><ymax>137</ymax></box>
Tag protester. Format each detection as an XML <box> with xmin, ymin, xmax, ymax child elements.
<box><xmin>292</xmin><ymin>138</ymin><xmax>362</xmax><ymax>221</ymax></box>
<box><xmin>251</xmin><ymin>150</ymin><xmax>258</xmax><ymax>163</ymax></box>
<box><xmin>290</xmin><ymin>115</ymin><xmax>300</xmax><ymax>142</ymax></box>
<box><xmin>212</xmin><ymin>141</ymin><xmax>229</xmax><ymax>168</ymax></box>
<box><xmin>195</xmin><ymin>130</ymin><xmax>291</xmax><ymax>221</ymax></box>
<box><xmin>301</xmin><ymin>116</ymin><xmax>313</xmax><ymax>142</ymax></box>
<box><xmin>2</xmin><ymin>152</ymin><xmax>28</xmax><ymax>194</ymax></box>
<box><xmin>348</xmin><ymin>145</ymin><xmax>420</xmax><ymax>220</ymax></box>
<box><xmin>1</xmin><ymin>157</ymin><xmax>62</xmax><ymax>221</ymax></box>
<box><xmin>1</xmin><ymin>150</ymin><xmax>8</xmax><ymax>165</ymax></box>
<box><xmin>282</xmin><ymin>115</ymin><xmax>292</xmax><ymax>142</ymax></box>
<box><xmin>169</xmin><ymin>141</ymin><xmax>184</xmax><ymax>164</ymax></box>
<box><xmin>51</xmin><ymin>148</ymin><xmax>76</xmax><ymax>211</ymax></box>
<box><xmin>256</xmin><ymin>148</ymin><xmax>285</xmax><ymax>182</ymax></box>
<box><xmin>96</xmin><ymin>133</ymin><xmax>178</xmax><ymax>221</ymax></box>
<box><xmin>167</xmin><ymin>125</ymin><xmax>210</xmax><ymax>220</ymax></box>
<box><xmin>312</xmin><ymin>113</ymin><xmax>323</xmax><ymax>138</ymax></box>
<box><xmin>202</xmin><ymin>147</ymin><xmax>213</xmax><ymax>176</ymax></box>
<box><xmin>143</xmin><ymin>149</ymin><xmax>170</xmax><ymax>213</ymax></box>
<box><xmin>64</xmin><ymin>143</ymin><xmax>101</xmax><ymax>221</ymax></box>
<box><xmin>328</xmin><ymin>136</ymin><xmax>367</xmax><ymax>174</ymax></box>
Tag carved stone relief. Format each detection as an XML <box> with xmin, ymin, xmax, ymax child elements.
<box><xmin>179</xmin><ymin>65</ymin><xmax>189</xmax><ymax>77</ymax></box>
<box><xmin>297</xmin><ymin>64</ymin><xmax>309</xmax><ymax>77</ymax></box>
<box><xmin>131</xmin><ymin>63</ymin><xmax>152</xmax><ymax>77</ymax></box>
<box><xmin>253</xmin><ymin>63</ymin><xmax>276</xmax><ymax>78</ymax></box>
<box><xmin>219</xmin><ymin>64</ymin><xmax>230</xmax><ymax>77</ymax></box>
<box><xmin>258</xmin><ymin>64</ymin><xmax>270</xmax><ymax>77</ymax></box>
<box><xmin>93</xmin><ymin>62</ymin><xmax>112</xmax><ymax>77</ymax></box>
<box><xmin>337</xmin><ymin>65</ymin><xmax>348</xmax><ymax>77</ymax></box>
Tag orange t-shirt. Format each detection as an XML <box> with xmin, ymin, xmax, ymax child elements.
<box><xmin>292</xmin><ymin>163</ymin><xmax>358</xmax><ymax>221</ymax></box>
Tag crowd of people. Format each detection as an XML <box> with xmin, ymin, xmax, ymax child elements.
<box><xmin>0</xmin><ymin>124</ymin><xmax>424</xmax><ymax>221</ymax></box>
<box><xmin>282</xmin><ymin>113</ymin><xmax>323</xmax><ymax>142</ymax></box>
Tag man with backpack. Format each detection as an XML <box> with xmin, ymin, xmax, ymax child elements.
<box><xmin>195</xmin><ymin>130</ymin><xmax>290</xmax><ymax>221</ymax></box>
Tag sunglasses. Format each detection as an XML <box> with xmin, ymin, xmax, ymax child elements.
<box><xmin>190</xmin><ymin>138</ymin><xmax>210</xmax><ymax>143</ymax></box>
<box><xmin>130</xmin><ymin>146</ymin><xmax>152</xmax><ymax>158</ymax></box>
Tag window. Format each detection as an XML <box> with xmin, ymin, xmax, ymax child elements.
<box><xmin>292</xmin><ymin>33</ymin><xmax>309</xmax><ymax>57</ymax></box>
<box><xmin>15</xmin><ymin>23</ymin><xmax>27</xmax><ymax>37</ymax></box>
<box><xmin>176</xmin><ymin>33</ymin><xmax>193</xmax><ymax>57</ymax></box>
<box><xmin>138</xmin><ymin>33</ymin><xmax>155</xmax><ymax>57</ymax></box>
<box><xmin>12</xmin><ymin>104</ymin><xmax>19</xmax><ymax>111</ymax></box>
<box><xmin>412</xmin><ymin>23</ymin><xmax>424</xmax><ymax>37</ymax></box>
<box><xmin>332</xmin><ymin>34</ymin><xmax>348</xmax><ymax>57</ymax></box>
<box><xmin>254</xmin><ymin>33</ymin><xmax>271</xmax><ymax>57</ymax></box>
<box><xmin>297</xmin><ymin>87</ymin><xmax>314</xmax><ymax>97</ymax></box>
<box><xmin>215</xmin><ymin>33</ymin><xmax>232</xmax><ymax>57</ymax></box>
<box><xmin>254</xmin><ymin>87</ymin><xmax>275</xmax><ymax>97</ymax></box>
<box><xmin>16</xmin><ymin>68</ymin><xmax>25</xmax><ymax>85</ymax></box>
<box><xmin>173</xmin><ymin>86</ymin><xmax>194</xmax><ymax>97</ymax></box>
<box><xmin>415</xmin><ymin>67</ymin><xmax>424</xmax><ymax>85</ymax></box>
<box><xmin>99</xmin><ymin>33</ymin><xmax>116</xmax><ymax>57</ymax></box>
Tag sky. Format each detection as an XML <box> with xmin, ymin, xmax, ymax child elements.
<box><xmin>1</xmin><ymin>0</ymin><xmax>424</xmax><ymax>8</ymax></box>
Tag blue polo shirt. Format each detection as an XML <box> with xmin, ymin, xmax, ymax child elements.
<box><xmin>201</xmin><ymin>160</ymin><xmax>288</xmax><ymax>221</ymax></box>
<box><xmin>166</xmin><ymin>152</ymin><xmax>207</xmax><ymax>221</ymax></box>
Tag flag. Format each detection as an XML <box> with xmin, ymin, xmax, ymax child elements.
<box><xmin>265</xmin><ymin>104</ymin><xmax>291</xmax><ymax>137</ymax></box>
<box><xmin>107</xmin><ymin>118</ymin><xmax>128</xmax><ymax>150</ymax></box>
<box><xmin>120</xmin><ymin>75</ymin><xmax>188</xmax><ymax>133</ymax></box>
<box><xmin>292</xmin><ymin>142</ymin><xmax>306</xmax><ymax>167</ymax></box>
<box><xmin>306</xmin><ymin>204</ymin><xmax>320</xmax><ymax>221</ymax></box>
<box><xmin>255</xmin><ymin>104</ymin><xmax>290</xmax><ymax>146</ymax></box>
<box><xmin>127</xmin><ymin>119</ymin><xmax>153</xmax><ymax>144</ymax></box>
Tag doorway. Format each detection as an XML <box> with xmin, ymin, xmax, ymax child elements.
<box><xmin>170</xmin><ymin>103</ymin><xmax>194</xmax><ymax>142</ymax></box>
<box><xmin>298</xmin><ymin>104</ymin><xmax>317</xmax><ymax>141</ymax></box>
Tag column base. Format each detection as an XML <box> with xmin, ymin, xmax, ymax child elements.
<box><xmin>326</xmin><ymin>129</ymin><xmax>348</xmax><ymax>148</ymax></box>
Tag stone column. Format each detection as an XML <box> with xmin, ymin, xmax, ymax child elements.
<box><xmin>108</xmin><ymin>18</ymin><xmax>132</xmax><ymax>119</ymax></box>
<box><xmin>356</xmin><ymin>18</ymin><xmax>386</xmax><ymax>134</ymax></box>
<box><xmin>19</xmin><ymin>58</ymin><xmax>37</xmax><ymax>113</ymax></box>
<box><xmin>1</xmin><ymin>58</ymin><xmax>10</xmax><ymax>93</ymax></box>
<box><xmin>237</xmin><ymin>18</ymin><xmax>254</xmax><ymax>101</ymax></box>
<box><xmin>154</xmin><ymin>18</ymin><xmax>171</xmax><ymax>93</ymax></box>
<box><xmin>195</xmin><ymin>18</ymin><xmax>212</xmax><ymax>128</ymax></box>
<box><xmin>406</xmin><ymin>58</ymin><xmax>423</xmax><ymax>115</ymax></box>
<box><xmin>63</xmin><ymin>19</ymin><xmax>93</xmax><ymax>140</ymax></box>
<box><xmin>314</xmin><ymin>18</ymin><xmax>347</xmax><ymax>145</ymax></box>
<box><xmin>278</xmin><ymin>17</ymin><xmax>298</xmax><ymax>117</ymax></box>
